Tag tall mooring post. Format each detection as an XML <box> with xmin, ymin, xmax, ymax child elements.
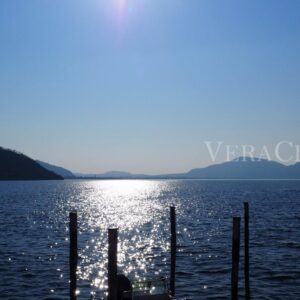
<box><xmin>69</xmin><ymin>211</ymin><xmax>78</xmax><ymax>300</ymax></box>
<box><xmin>231</xmin><ymin>217</ymin><xmax>240</xmax><ymax>300</ymax></box>
<box><xmin>108</xmin><ymin>228</ymin><xmax>118</xmax><ymax>300</ymax></box>
<box><xmin>170</xmin><ymin>206</ymin><xmax>176</xmax><ymax>297</ymax></box>
<box><xmin>244</xmin><ymin>202</ymin><xmax>250</xmax><ymax>300</ymax></box>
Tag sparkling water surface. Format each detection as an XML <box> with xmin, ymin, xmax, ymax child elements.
<box><xmin>0</xmin><ymin>179</ymin><xmax>300</xmax><ymax>299</ymax></box>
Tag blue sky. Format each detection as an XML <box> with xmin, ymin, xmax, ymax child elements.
<box><xmin>1</xmin><ymin>0</ymin><xmax>300</xmax><ymax>174</ymax></box>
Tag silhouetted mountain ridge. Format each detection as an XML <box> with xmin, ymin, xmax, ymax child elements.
<box><xmin>75</xmin><ymin>170</ymin><xmax>148</xmax><ymax>179</ymax></box>
<box><xmin>0</xmin><ymin>147</ymin><xmax>63</xmax><ymax>180</ymax></box>
<box><xmin>78</xmin><ymin>157</ymin><xmax>300</xmax><ymax>179</ymax></box>
<box><xmin>2</xmin><ymin>147</ymin><xmax>300</xmax><ymax>180</ymax></box>
<box><xmin>186</xmin><ymin>157</ymin><xmax>292</xmax><ymax>179</ymax></box>
<box><xmin>36</xmin><ymin>160</ymin><xmax>75</xmax><ymax>179</ymax></box>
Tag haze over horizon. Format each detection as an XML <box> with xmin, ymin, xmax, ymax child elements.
<box><xmin>1</xmin><ymin>0</ymin><xmax>300</xmax><ymax>174</ymax></box>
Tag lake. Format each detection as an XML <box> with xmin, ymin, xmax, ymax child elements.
<box><xmin>0</xmin><ymin>179</ymin><xmax>300</xmax><ymax>299</ymax></box>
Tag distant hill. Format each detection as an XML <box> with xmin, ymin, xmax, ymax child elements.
<box><xmin>75</xmin><ymin>170</ymin><xmax>148</xmax><ymax>179</ymax></box>
<box><xmin>185</xmin><ymin>157</ymin><xmax>293</xmax><ymax>179</ymax></box>
<box><xmin>286</xmin><ymin>162</ymin><xmax>300</xmax><ymax>178</ymax></box>
<box><xmin>37</xmin><ymin>160</ymin><xmax>75</xmax><ymax>179</ymax></box>
<box><xmin>5</xmin><ymin>148</ymin><xmax>299</xmax><ymax>180</ymax></box>
<box><xmin>97</xmin><ymin>171</ymin><xmax>133</xmax><ymax>178</ymax></box>
<box><xmin>76</xmin><ymin>157</ymin><xmax>300</xmax><ymax>179</ymax></box>
<box><xmin>0</xmin><ymin>147</ymin><xmax>63</xmax><ymax>180</ymax></box>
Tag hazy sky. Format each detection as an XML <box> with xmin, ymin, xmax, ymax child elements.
<box><xmin>1</xmin><ymin>0</ymin><xmax>300</xmax><ymax>174</ymax></box>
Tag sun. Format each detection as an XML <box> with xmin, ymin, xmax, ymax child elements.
<box><xmin>115</xmin><ymin>0</ymin><xmax>140</xmax><ymax>20</ymax></box>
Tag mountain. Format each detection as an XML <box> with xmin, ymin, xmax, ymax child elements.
<box><xmin>6</xmin><ymin>151</ymin><xmax>298</xmax><ymax>180</ymax></box>
<box><xmin>76</xmin><ymin>157</ymin><xmax>300</xmax><ymax>179</ymax></box>
<box><xmin>75</xmin><ymin>171</ymin><xmax>149</xmax><ymax>179</ymax></box>
<box><xmin>98</xmin><ymin>171</ymin><xmax>134</xmax><ymax>178</ymax></box>
<box><xmin>185</xmin><ymin>157</ymin><xmax>292</xmax><ymax>179</ymax></box>
<box><xmin>0</xmin><ymin>147</ymin><xmax>63</xmax><ymax>180</ymax></box>
<box><xmin>286</xmin><ymin>162</ymin><xmax>300</xmax><ymax>178</ymax></box>
<box><xmin>37</xmin><ymin>160</ymin><xmax>75</xmax><ymax>179</ymax></box>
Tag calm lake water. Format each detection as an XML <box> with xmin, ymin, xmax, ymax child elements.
<box><xmin>0</xmin><ymin>179</ymin><xmax>300</xmax><ymax>299</ymax></box>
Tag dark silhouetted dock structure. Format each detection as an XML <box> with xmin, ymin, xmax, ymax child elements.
<box><xmin>69</xmin><ymin>203</ymin><xmax>251</xmax><ymax>299</ymax></box>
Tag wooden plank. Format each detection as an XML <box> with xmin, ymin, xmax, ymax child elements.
<box><xmin>170</xmin><ymin>206</ymin><xmax>176</xmax><ymax>297</ymax></box>
<box><xmin>231</xmin><ymin>217</ymin><xmax>240</xmax><ymax>300</ymax></box>
<box><xmin>69</xmin><ymin>211</ymin><xmax>78</xmax><ymax>300</ymax></box>
<box><xmin>244</xmin><ymin>202</ymin><xmax>250</xmax><ymax>300</ymax></box>
<box><xmin>108</xmin><ymin>228</ymin><xmax>118</xmax><ymax>300</ymax></box>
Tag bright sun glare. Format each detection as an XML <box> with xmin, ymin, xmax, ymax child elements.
<box><xmin>115</xmin><ymin>0</ymin><xmax>141</xmax><ymax>20</ymax></box>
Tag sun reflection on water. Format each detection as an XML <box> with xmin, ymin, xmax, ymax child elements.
<box><xmin>72</xmin><ymin>180</ymin><xmax>174</xmax><ymax>296</ymax></box>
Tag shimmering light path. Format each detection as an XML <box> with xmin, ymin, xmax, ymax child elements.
<box><xmin>74</xmin><ymin>180</ymin><xmax>172</xmax><ymax>296</ymax></box>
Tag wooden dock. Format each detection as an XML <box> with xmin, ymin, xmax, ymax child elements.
<box><xmin>68</xmin><ymin>204</ymin><xmax>250</xmax><ymax>299</ymax></box>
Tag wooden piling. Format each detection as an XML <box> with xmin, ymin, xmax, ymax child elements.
<box><xmin>244</xmin><ymin>202</ymin><xmax>250</xmax><ymax>300</ymax></box>
<box><xmin>69</xmin><ymin>211</ymin><xmax>78</xmax><ymax>300</ymax></box>
<box><xmin>170</xmin><ymin>206</ymin><xmax>176</xmax><ymax>297</ymax></box>
<box><xmin>108</xmin><ymin>228</ymin><xmax>118</xmax><ymax>300</ymax></box>
<box><xmin>231</xmin><ymin>217</ymin><xmax>240</xmax><ymax>300</ymax></box>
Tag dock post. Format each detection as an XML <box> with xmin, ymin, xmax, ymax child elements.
<box><xmin>231</xmin><ymin>217</ymin><xmax>240</xmax><ymax>300</ymax></box>
<box><xmin>170</xmin><ymin>206</ymin><xmax>176</xmax><ymax>297</ymax></box>
<box><xmin>244</xmin><ymin>202</ymin><xmax>250</xmax><ymax>300</ymax></box>
<box><xmin>69</xmin><ymin>211</ymin><xmax>78</xmax><ymax>300</ymax></box>
<box><xmin>108</xmin><ymin>228</ymin><xmax>118</xmax><ymax>300</ymax></box>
